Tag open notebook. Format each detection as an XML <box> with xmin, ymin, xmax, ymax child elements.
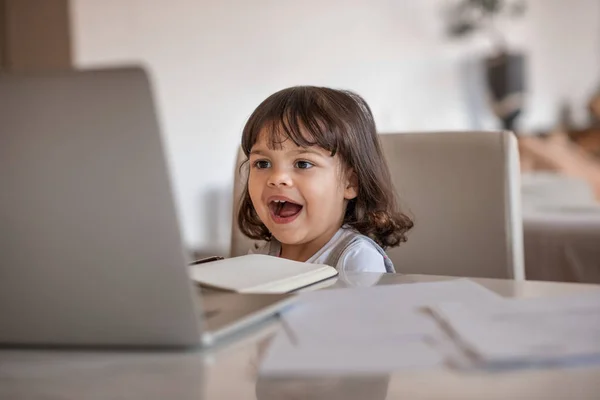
<box><xmin>189</xmin><ymin>254</ymin><xmax>339</xmax><ymax>294</ymax></box>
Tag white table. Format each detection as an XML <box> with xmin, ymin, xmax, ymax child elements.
<box><xmin>2</xmin><ymin>274</ymin><xmax>600</xmax><ymax>400</ymax></box>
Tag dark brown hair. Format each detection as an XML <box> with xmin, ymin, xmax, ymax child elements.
<box><xmin>237</xmin><ymin>86</ymin><xmax>413</xmax><ymax>248</ymax></box>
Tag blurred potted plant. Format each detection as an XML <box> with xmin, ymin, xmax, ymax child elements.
<box><xmin>445</xmin><ymin>0</ymin><xmax>527</xmax><ymax>132</ymax></box>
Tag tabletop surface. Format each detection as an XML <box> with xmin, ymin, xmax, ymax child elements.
<box><xmin>2</xmin><ymin>273</ymin><xmax>600</xmax><ymax>400</ymax></box>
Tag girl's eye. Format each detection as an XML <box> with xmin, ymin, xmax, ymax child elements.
<box><xmin>295</xmin><ymin>160</ymin><xmax>314</xmax><ymax>169</ymax></box>
<box><xmin>253</xmin><ymin>160</ymin><xmax>271</xmax><ymax>169</ymax></box>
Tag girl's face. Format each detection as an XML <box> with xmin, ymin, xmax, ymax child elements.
<box><xmin>248</xmin><ymin>129</ymin><xmax>357</xmax><ymax>257</ymax></box>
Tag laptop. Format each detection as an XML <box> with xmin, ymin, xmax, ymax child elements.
<box><xmin>0</xmin><ymin>67</ymin><xmax>294</xmax><ymax>348</ymax></box>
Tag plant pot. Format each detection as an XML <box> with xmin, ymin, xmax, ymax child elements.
<box><xmin>485</xmin><ymin>51</ymin><xmax>527</xmax><ymax>132</ymax></box>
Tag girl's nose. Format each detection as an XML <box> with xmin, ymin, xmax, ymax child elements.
<box><xmin>267</xmin><ymin>168</ymin><xmax>293</xmax><ymax>188</ymax></box>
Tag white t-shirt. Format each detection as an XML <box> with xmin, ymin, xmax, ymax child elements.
<box><xmin>250</xmin><ymin>227</ymin><xmax>389</xmax><ymax>273</ymax></box>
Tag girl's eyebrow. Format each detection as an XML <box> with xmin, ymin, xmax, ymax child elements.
<box><xmin>289</xmin><ymin>148</ymin><xmax>326</xmax><ymax>157</ymax></box>
<box><xmin>249</xmin><ymin>149</ymin><xmax>267</xmax><ymax>156</ymax></box>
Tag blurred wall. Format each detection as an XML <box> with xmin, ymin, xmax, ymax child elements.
<box><xmin>70</xmin><ymin>0</ymin><xmax>600</xmax><ymax>255</ymax></box>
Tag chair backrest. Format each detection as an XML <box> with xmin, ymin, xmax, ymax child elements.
<box><xmin>230</xmin><ymin>131</ymin><xmax>524</xmax><ymax>280</ymax></box>
<box><xmin>380</xmin><ymin>131</ymin><xmax>524</xmax><ymax>279</ymax></box>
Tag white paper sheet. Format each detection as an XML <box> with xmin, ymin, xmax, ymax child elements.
<box><xmin>260</xmin><ymin>279</ymin><xmax>502</xmax><ymax>375</ymax></box>
<box><xmin>430</xmin><ymin>289</ymin><xmax>600</xmax><ymax>368</ymax></box>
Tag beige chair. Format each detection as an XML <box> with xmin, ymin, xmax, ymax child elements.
<box><xmin>231</xmin><ymin>131</ymin><xmax>524</xmax><ymax>280</ymax></box>
<box><xmin>379</xmin><ymin>131</ymin><xmax>524</xmax><ymax>279</ymax></box>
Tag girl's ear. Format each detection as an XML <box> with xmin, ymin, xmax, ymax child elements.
<box><xmin>344</xmin><ymin>169</ymin><xmax>358</xmax><ymax>200</ymax></box>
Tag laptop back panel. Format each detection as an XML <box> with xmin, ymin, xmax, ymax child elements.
<box><xmin>0</xmin><ymin>68</ymin><xmax>202</xmax><ymax>347</ymax></box>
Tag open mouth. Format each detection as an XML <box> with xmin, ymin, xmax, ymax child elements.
<box><xmin>268</xmin><ymin>199</ymin><xmax>303</xmax><ymax>224</ymax></box>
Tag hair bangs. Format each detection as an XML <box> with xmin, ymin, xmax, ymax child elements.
<box><xmin>241</xmin><ymin>87</ymin><xmax>344</xmax><ymax>157</ymax></box>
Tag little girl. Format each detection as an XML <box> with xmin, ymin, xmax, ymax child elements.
<box><xmin>237</xmin><ymin>86</ymin><xmax>413</xmax><ymax>273</ymax></box>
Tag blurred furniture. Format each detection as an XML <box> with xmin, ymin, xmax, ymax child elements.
<box><xmin>519</xmin><ymin>133</ymin><xmax>600</xmax><ymax>199</ymax></box>
<box><xmin>521</xmin><ymin>172</ymin><xmax>600</xmax><ymax>283</ymax></box>
<box><xmin>521</xmin><ymin>172</ymin><xmax>597</xmax><ymax>209</ymax></box>
<box><xmin>518</xmin><ymin>133</ymin><xmax>600</xmax><ymax>283</ymax></box>
<box><xmin>569</xmin><ymin>127</ymin><xmax>600</xmax><ymax>159</ymax></box>
<box><xmin>379</xmin><ymin>131</ymin><xmax>524</xmax><ymax>279</ymax></box>
<box><xmin>568</xmin><ymin>85</ymin><xmax>600</xmax><ymax>157</ymax></box>
<box><xmin>2</xmin><ymin>274</ymin><xmax>600</xmax><ymax>399</ymax></box>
